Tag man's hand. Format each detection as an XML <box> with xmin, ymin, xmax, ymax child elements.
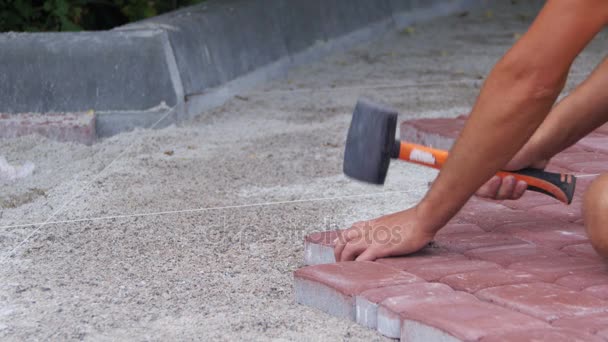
<box><xmin>333</xmin><ymin>207</ymin><xmax>436</xmax><ymax>262</ymax></box>
<box><xmin>476</xmin><ymin>149</ymin><xmax>548</xmax><ymax>200</ymax></box>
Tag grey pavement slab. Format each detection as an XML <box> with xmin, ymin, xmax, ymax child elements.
<box><xmin>0</xmin><ymin>30</ymin><xmax>177</xmax><ymax>113</ymax></box>
<box><xmin>132</xmin><ymin>0</ymin><xmax>289</xmax><ymax>94</ymax></box>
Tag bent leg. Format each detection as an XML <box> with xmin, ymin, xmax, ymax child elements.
<box><xmin>583</xmin><ymin>174</ymin><xmax>608</xmax><ymax>258</ymax></box>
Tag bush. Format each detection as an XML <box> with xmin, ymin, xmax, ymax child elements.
<box><xmin>0</xmin><ymin>0</ymin><xmax>205</xmax><ymax>32</ymax></box>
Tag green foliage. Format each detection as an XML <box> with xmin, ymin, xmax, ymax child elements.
<box><xmin>0</xmin><ymin>0</ymin><xmax>205</xmax><ymax>32</ymax></box>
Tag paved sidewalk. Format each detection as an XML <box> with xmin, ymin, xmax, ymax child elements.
<box><xmin>297</xmin><ymin>118</ymin><xmax>608</xmax><ymax>341</ymax></box>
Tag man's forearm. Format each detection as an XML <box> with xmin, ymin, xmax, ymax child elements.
<box><xmin>419</xmin><ymin>61</ymin><xmax>564</xmax><ymax>230</ymax></box>
<box><xmin>415</xmin><ymin>1</ymin><xmax>608</xmax><ymax>232</ymax></box>
<box><xmin>523</xmin><ymin>57</ymin><xmax>608</xmax><ymax>161</ymax></box>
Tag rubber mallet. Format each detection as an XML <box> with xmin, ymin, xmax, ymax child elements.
<box><xmin>343</xmin><ymin>99</ymin><xmax>577</xmax><ymax>204</ymax></box>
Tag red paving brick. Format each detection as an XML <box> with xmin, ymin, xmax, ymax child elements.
<box><xmin>435</xmin><ymin>223</ymin><xmax>484</xmax><ymax>236</ymax></box>
<box><xmin>440</xmin><ymin>268</ymin><xmax>541</xmax><ymax>293</ymax></box>
<box><xmin>434</xmin><ymin>231</ymin><xmax>525</xmax><ymax>253</ymax></box>
<box><xmin>496</xmin><ymin>219</ymin><xmax>584</xmax><ymax>234</ymax></box>
<box><xmin>561</xmin><ymin>144</ymin><xmax>588</xmax><ymax>153</ymax></box>
<box><xmin>376</xmin><ymin>246</ymin><xmax>467</xmax><ymax>270</ymax></box>
<box><xmin>476</xmin><ymin>283</ymin><xmax>608</xmax><ymax>321</ymax></box>
<box><xmin>544</xmin><ymin>164</ymin><xmax>575</xmax><ymax>174</ymax></box>
<box><xmin>508</xmin><ymin>224</ymin><xmax>588</xmax><ymax>249</ymax></box>
<box><xmin>294</xmin><ymin>261</ymin><xmax>422</xmax><ymax>320</ymax></box>
<box><xmin>551</xmin><ymin>151</ymin><xmax>608</xmax><ymax>170</ymax></box>
<box><xmin>455</xmin><ymin>195</ymin><xmax>509</xmax><ymax>215</ymax></box>
<box><xmin>598</xmin><ymin>329</ymin><xmax>608</xmax><ymax>340</ymax></box>
<box><xmin>499</xmin><ymin>191</ymin><xmax>561</xmax><ymax>211</ymax></box>
<box><xmin>528</xmin><ymin>200</ymin><xmax>583</xmax><ymax>223</ymax></box>
<box><xmin>508</xmin><ymin>256</ymin><xmax>604</xmax><ymax>282</ymax></box>
<box><xmin>465</xmin><ymin>243</ymin><xmax>567</xmax><ymax>267</ymax></box>
<box><xmin>583</xmin><ymin>284</ymin><xmax>608</xmax><ymax>300</ymax></box>
<box><xmin>0</xmin><ymin>112</ymin><xmax>96</xmax><ymax>145</ymax></box>
<box><xmin>545</xmin><ymin>160</ymin><xmax>571</xmax><ymax>171</ymax></box>
<box><xmin>303</xmin><ymin>230</ymin><xmax>339</xmax><ymax>265</ymax></box>
<box><xmin>399</xmin><ymin>292</ymin><xmax>549</xmax><ymax>341</ymax></box>
<box><xmin>451</xmin><ymin>198</ymin><xmax>548</xmax><ymax>231</ymax></box>
<box><xmin>480</xmin><ymin>328</ymin><xmax>604</xmax><ymax>342</ymax></box>
<box><xmin>376</xmin><ymin>282</ymin><xmax>456</xmax><ymax>338</ymax></box>
<box><xmin>295</xmin><ymin>117</ymin><xmax>608</xmax><ymax>339</ymax></box>
<box><xmin>456</xmin><ymin>209</ymin><xmax>552</xmax><ymax>233</ymax></box>
<box><xmin>578</xmin><ymin>136</ymin><xmax>608</xmax><ymax>154</ymax></box>
<box><xmin>356</xmin><ymin>283</ymin><xmax>441</xmax><ymax>329</ymax></box>
<box><xmin>562</xmin><ymin>243</ymin><xmax>604</xmax><ymax>260</ymax></box>
<box><xmin>553</xmin><ymin>312</ymin><xmax>608</xmax><ymax>334</ymax></box>
<box><xmin>555</xmin><ymin>272</ymin><xmax>608</xmax><ymax>291</ymax></box>
<box><xmin>357</xmin><ymin>284</ymin><xmax>441</xmax><ymax>306</ymax></box>
<box><xmin>568</xmin><ymin>161</ymin><xmax>608</xmax><ymax>174</ymax></box>
<box><xmin>405</xmin><ymin>259</ymin><xmax>501</xmax><ymax>281</ymax></box>
<box><xmin>593</xmin><ymin>123</ymin><xmax>608</xmax><ymax>135</ymax></box>
<box><xmin>294</xmin><ymin>261</ymin><xmax>421</xmax><ymax>296</ymax></box>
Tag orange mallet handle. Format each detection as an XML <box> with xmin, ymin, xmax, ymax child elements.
<box><xmin>395</xmin><ymin>141</ymin><xmax>576</xmax><ymax>204</ymax></box>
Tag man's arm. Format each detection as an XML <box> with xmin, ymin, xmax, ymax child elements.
<box><xmin>521</xmin><ymin>56</ymin><xmax>608</xmax><ymax>162</ymax></box>
<box><xmin>478</xmin><ymin>56</ymin><xmax>608</xmax><ymax>200</ymax></box>
<box><xmin>335</xmin><ymin>0</ymin><xmax>608</xmax><ymax>262</ymax></box>
<box><xmin>418</xmin><ymin>0</ymin><xmax>608</xmax><ymax>230</ymax></box>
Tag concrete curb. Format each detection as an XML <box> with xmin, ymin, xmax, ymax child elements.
<box><xmin>0</xmin><ymin>29</ymin><xmax>178</xmax><ymax>138</ymax></box>
<box><xmin>0</xmin><ymin>0</ymin><xmax>483</xmax><ymax>142</ymax></box>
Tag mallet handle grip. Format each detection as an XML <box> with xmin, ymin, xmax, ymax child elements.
<box><xmin>394</xmin><ymin>141</ymin><xmax>576</xmax><ymax>204</ymax></box>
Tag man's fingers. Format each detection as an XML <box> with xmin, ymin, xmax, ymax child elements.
<box><xmin>355</xmin><ymin>247</ymin><xmax>378</xmax><ymax>262</ymax></box>
<box><xmin>334</xmin><ymin>226</ymin><xmax>364</xmax><ymax>262</ymax></box>
<box><xmin>512</xmin><ymin>180</ymin><xmax>528</xmax><ymax>199</ymax></box>
<box><xmin>333</xmin><ymin>238</ymin><xmax>346</xmax><ymax>262</ymax></box>
<box><xmin>496</xmin><ymin>176</ymin><xmax>516</xmax><ymax>200</ymax></box>
<box><xmin>333</xmin><ymin>229</ymin><xmax>349</xmax><ymax>261</ymax></box>
<box><xmin>345</xmin><ymin>227</ymin><xmax>364</xmax><ymax>241</ymax></box>
<box><xmin>476</xmin><ymin>176</ymin><xmax>501</xmax><ymax>198</ymax></box>
<box><xmin>340</xmin><ymin>240</ymin><xmax>367</xmax><ymax>262</ymax></box>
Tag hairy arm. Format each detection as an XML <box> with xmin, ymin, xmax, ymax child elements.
<box><xmin>419</xmin><ymin>0</ymin><xmax>608</xmax><ymax>230</ymax></box>
<box><xmin>477</xmin><ymin>56</ymin><xmax>608</xmax><ymax>200</ymax></box>
<box><xmin>521</xmin><ymin>56</ymin><xmax>608</xmax><ymax>163</ymax></box>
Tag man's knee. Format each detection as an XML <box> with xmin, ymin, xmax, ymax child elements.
<box><xmin>583</xmin><ymin>174</ymin><xmax>608</xmax><ymax>258</ymax></box>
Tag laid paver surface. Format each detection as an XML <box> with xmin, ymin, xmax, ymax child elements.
<box><xmin>296</xmin><ymin>114</ymin><xmax>608</xmax><ymax>340</ymax></box>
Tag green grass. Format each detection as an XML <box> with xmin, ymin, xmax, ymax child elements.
<box><xmin>0</xmin><ymin>0</ymin><xmax>206</xmax><ymax>32</ymax></box>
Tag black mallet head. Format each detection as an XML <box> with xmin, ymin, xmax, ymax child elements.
<box><xmin>343</xmin><ymin>99</ymin><xmax>399</xmax><ymax>185</ymax></box>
